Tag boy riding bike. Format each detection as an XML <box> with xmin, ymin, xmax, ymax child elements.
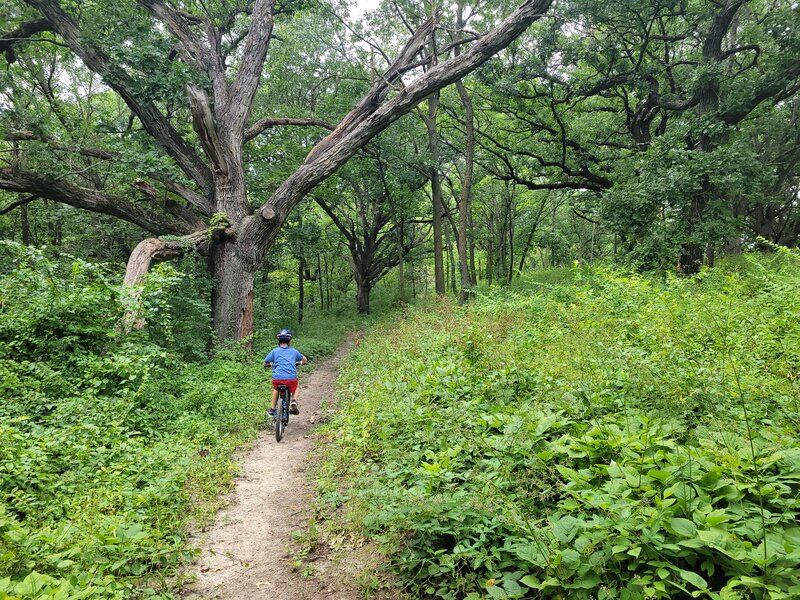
<box><xmin>264</xmin><ymin>329</ymin><xmax>307</xmax><ymax>417</ymax></box>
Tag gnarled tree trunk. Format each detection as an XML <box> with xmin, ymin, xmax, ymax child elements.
<box><xmin>355</xmin><ymin>272</ymin><xmax>371</xmax><ymax>314</ymax></box>
<box><xmin>211</xmin><ymin>240</ymin><xmax>255</xmax><ymax>342</ymax></box>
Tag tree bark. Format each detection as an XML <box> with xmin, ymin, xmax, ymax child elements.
<box><xmin>211</xmin><ymin>240</ymin><xmax>255</xmax><ymax>343</ymax></box>
<box><xmin>445</xmin><ymin>216</ymin><xmax>457</xmax><ymax>294</ymax></box>
<box><xmin>427</xmin><ymin>92</ymin><xmax>446</xmax><ymax>295</ymax></box>
<box><xmin>298</xmin><ymin>255</ymin><xmax>305</xmax><ymax>324</ymax></box>
<box><xmin>487</xmin><ymin>210</ymin><xmax>495</xmax><ymax>284</ymax></box>
<box><xmin>468</xmin><ymin>207</ymin><xmax>477</xmax><ymax>285</ymax></box>
<box><xmin>317</xmin><ymin>253</ymin><xmax>325</xmax><ymax>311</ymax></box>
<box><xmin>517</xmin><ymin>194</ymin><xmax>550</xmax><ymax>277</ymax></box>
<box><xmin>507</xmin><ymin>192</ymin><xmax>515</xmax><ymax>285</ymax></box>
<box><xmin>455</xmin><ymin>5</ymin><xmax>475</xmax><ymax>304</ymax></box>
<box><xmin>20</xmin><ymin>202</ymin><xmax>31</xmax><ymax>245</ymax></box>
<box><xmin>355</xmin><ymin>272</ymin><xmax>371</xmax><ymax>314</ymax></box>
<box><xmin>397</xmin><ymin>218</ymin><xmax>406</xmax><ymax>303</ymax></box>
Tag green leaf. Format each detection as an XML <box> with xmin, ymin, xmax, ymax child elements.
<box><xmin>487</xmin><ymin>585</ymin><xmax>508</xmax><ymax>599</ymax></box>
<box><xmin>552</xmin><ymin>515</ymin><xmax>580</xmax><ymax>543</ymax></box>
<box><xmin>503</xmin><ymin>579</ymin><xmax>525</xmax><ymax>597</ymax></box>
<box><xmin>513</xmin><ymin>544</ymin><xmax>548</xmax><ymax>567</ymax></box>
<box><xmin>705</xmin><ymin>509</ymin><xmax>730</xmax><ymax>527</ymax></box>
<box><xmin>558</xmin><ymin>549</ymin><xmax>582</xmax><ymax>572</ymax></box>
<box><xmin>534</xmin><ymin>413</ymin><xmax>562</xmax><ymax>436</ymax></box>
<box><xmin>678</xmin><ymin>569</ymin><xmax>708</xmax><ymax>589</ymax></box>
<box><xmin>668</xmin><ymin>517</ymin><xmax>697</xmax><ymax>537</ymax></box>
<box><xmin>14</xmin><ymin>572</ymin><xmax>49</xmax><ymax>597</ymax></box>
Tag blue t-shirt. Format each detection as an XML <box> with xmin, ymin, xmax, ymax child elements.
<box><xmin>264</xmin><ymin>346</ymin><xmax>304</xmax><ymax>380</ymax></box>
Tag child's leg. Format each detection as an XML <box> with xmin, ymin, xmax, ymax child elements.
<box><xmin>293</xmin><ymin>383</ymin><xmax>301</xmax><ymax>402</ymax></box>
<box><xmin>271</xmin><ymin>387</ymin><xmax>279</xmax><ymax>409</ymax></box>
<box><xmin>289</xmin><ymin>381</ymin><xmax>300</xmax><ymax>414</ymax></box>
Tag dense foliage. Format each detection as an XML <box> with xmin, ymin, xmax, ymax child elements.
<box><xmin>318</xmin><ymin>251</ymin><xmax>800</xmax><ymax>599</ymax></box>
<box><xmin>3</xmin><ymin>0</ymin><xmax>798</xmax><ymax>323</ymax></box>
<box><xmin>0</xmin><ymin>243</ymin><xmax>304</xmax><ymax>599</ymax></box>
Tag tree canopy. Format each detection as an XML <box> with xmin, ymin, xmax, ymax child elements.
<box><xmin>1</xmin><ymin>0</ymin><xmax>798</xmax><ymax>331</ymax></box>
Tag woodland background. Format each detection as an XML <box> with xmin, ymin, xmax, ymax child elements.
<box><xmin>1</xmin><ymin>0</ymin><xmax>799</xmax><ymax>598</ymax></box>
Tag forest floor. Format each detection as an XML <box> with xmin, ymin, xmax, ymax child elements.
<box><xmin>181</xmin><ymin>339</ymin><xmax>375</xmax><ymax>600</ymax></box>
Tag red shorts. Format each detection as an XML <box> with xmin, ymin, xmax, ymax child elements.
<box><xmin>272</xmin><ymin>379</ymin><xmax>298</xmax><ymax>393</ymax></box>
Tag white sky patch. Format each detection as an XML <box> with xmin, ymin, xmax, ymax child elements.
<box><xmin>351</xmin><ymin>0</ymin><xmax>382</xmax><ymax>20</ymax></box>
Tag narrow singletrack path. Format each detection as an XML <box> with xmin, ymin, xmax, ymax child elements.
<box><xmin>182</xmin><ymin>341</ymin><xmax>361</xmax><ymax>600</ymax></box>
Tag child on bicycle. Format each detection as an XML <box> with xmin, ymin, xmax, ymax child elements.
<box><xmin>264</xmin><ymin>329</ymin><xmax>307</xmax><ymax>416</ymax></box>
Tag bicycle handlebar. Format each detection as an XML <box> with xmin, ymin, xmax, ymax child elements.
<box><xmin>264</xmin><ymin>360</ymin><xmax>307</xmax><ymax>367</ymax></box>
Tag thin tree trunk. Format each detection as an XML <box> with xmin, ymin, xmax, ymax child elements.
<box><xmin>411</xmin><ymin>248</ymin><xmax>417</xmax><ymax>298</ymax></box>
<box><xmin>323</xmin><ymin>252</ymin><xmax>332</xmax><ymax>310</ymax></box>
<box><xmin>551</xmin><ymin>198</ymin><xmax>557</xmax><ymax>267</ymax></box>
<box><xmin>499</xmin><ymin>190</ymin><xmax>509</xmax><ymax>281</ymax></box>
<box><xmin>487</xmin><ymin>211</ymin><xmax>494</xmax><ymax>284</ymax></box>
<box><xmin>298</xmin><ymin>255</ymin><xmax>305</xmax><ymax>324</ymax></box>
<box><xmin>468</xmin><ymin>208</ymin><xmax>477</xmax><ymax>285</ymax></box>
<box><xmin>317</xmin><ymin>253</ymin><xmax>324</xmax><ymax>311</ymax></box>
<box><xmin>517</xmin><ymin>196</ymin><xmax>549</xmax><ymax>277</ymax></box>
<box><xmin>426</xmin><ymin>92</ymin><xmax>446</xmax><ymax>295</ymax></box>
<box><xmin>445</xmin><ymin>218</ymin><xmax>457</xmax><ymax>294</ymax></box>
<box><xmin>706</xmin><ymin>243</ymin><xmax>715</xmax><ymax>268</ymax></box>
<box><xmin>455</xmin><ymin>6</ymin><xmax>475</xmax><ymax>303</ymax></box>
<box><xmin>20</xmin><ymin>201</ymin><xmax>31</xmax><ymax>245</ymax></box>
<box><xmin>397</xmin><ymin>218</ymin><xmax>406</xmax><ymax>303</ymax></box>
<box><xmin>507</xmin><ymin>194</ymin><xmax>515</xmax><ymax>285</ymax></box>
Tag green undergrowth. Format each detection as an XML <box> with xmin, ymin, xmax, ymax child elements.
<box><xmin>317</xmin><ymin>252</ymin><xmax>800</xmax><ymax>600</ymax></box>
<box><xmin>0</xmin><ymin>244</ymin><xmax>272</xmax><ymax>599</ymax></box>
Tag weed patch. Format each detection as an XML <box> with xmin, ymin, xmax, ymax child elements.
<box><xmin>319</xmin><ymin>253</ymin><xmax>800</xmax><ymax>599</ymax></box>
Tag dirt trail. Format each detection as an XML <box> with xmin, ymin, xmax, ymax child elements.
<box><xmin>182</xmin><ymin>342</ymin><xmax>363</xmax><ymax>600</ymax></box>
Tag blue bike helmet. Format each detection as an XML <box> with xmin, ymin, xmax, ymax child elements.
<box><xmin>277</xmin><ymin>328</ymin><xmax>293</xmax><ymax>342</ymax></box>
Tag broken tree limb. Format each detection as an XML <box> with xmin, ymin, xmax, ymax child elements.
<box><xmin>187</xmin><ymin>84</ymin><xmax>227</xmax><ymax>175</ymax></box>
<box><xmin>123</xmin><ymin>230</ymin><xmax>209</xmax><ymax>285</ymax></box>
<box><xmin>122</xmin><ymin>229</ymin><xmax>209</xmax><ymax>329</ymax></box>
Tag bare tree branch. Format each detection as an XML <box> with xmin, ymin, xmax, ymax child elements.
<box><xmin>0</xmin><ymin>194</ymin><xmax>38</xmax><ymax>215</ymax></box>
<box><xmin>244</xmin><ymin>117</ymin><xmax>336</xmax><ymax>142</ymax></box>
<box><xmin>227</xmin><ymin>0</ymin><xmax>276</xmax><ymax>132</ymax></box>
<box><xmin>5</xmin><ymin>130</ymin><xmax>114</xmax><ymax>160</ymax></box>
<box><xmin>0</xmin><ymin>167</ymin><xmax>199</xmax><ymax>235</ymax></box>
<box><xmin>0</xmin><ymin>19</ymin><xmax>53</xmax><ymax>61</ymax></box>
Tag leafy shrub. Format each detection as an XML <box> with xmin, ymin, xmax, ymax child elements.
<box><xmin>0</xmin><ymin>244</ymin><xmax>271</xmax><ymax>598</ymax></box>
<box><xmin>318</xmin><ymin>252</ymin><xmax>800</xmax><ymax>599</ymax></box>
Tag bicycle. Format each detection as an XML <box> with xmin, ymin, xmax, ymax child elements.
<box><xmin>266</xmin><ymin>361</ymin><xmax>303</xmax><ymax>443</ymax></box>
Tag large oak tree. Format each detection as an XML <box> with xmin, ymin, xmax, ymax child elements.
<box><xmin>0</xmin><ymin>0</ymin><xmax>553</xmax><ymax>341</ymax></box>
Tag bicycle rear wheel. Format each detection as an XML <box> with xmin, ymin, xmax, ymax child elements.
<box><xmin>275</xmin><ymin>391</ymin><xmax>286</xmax><ymax>442</ymax></box>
